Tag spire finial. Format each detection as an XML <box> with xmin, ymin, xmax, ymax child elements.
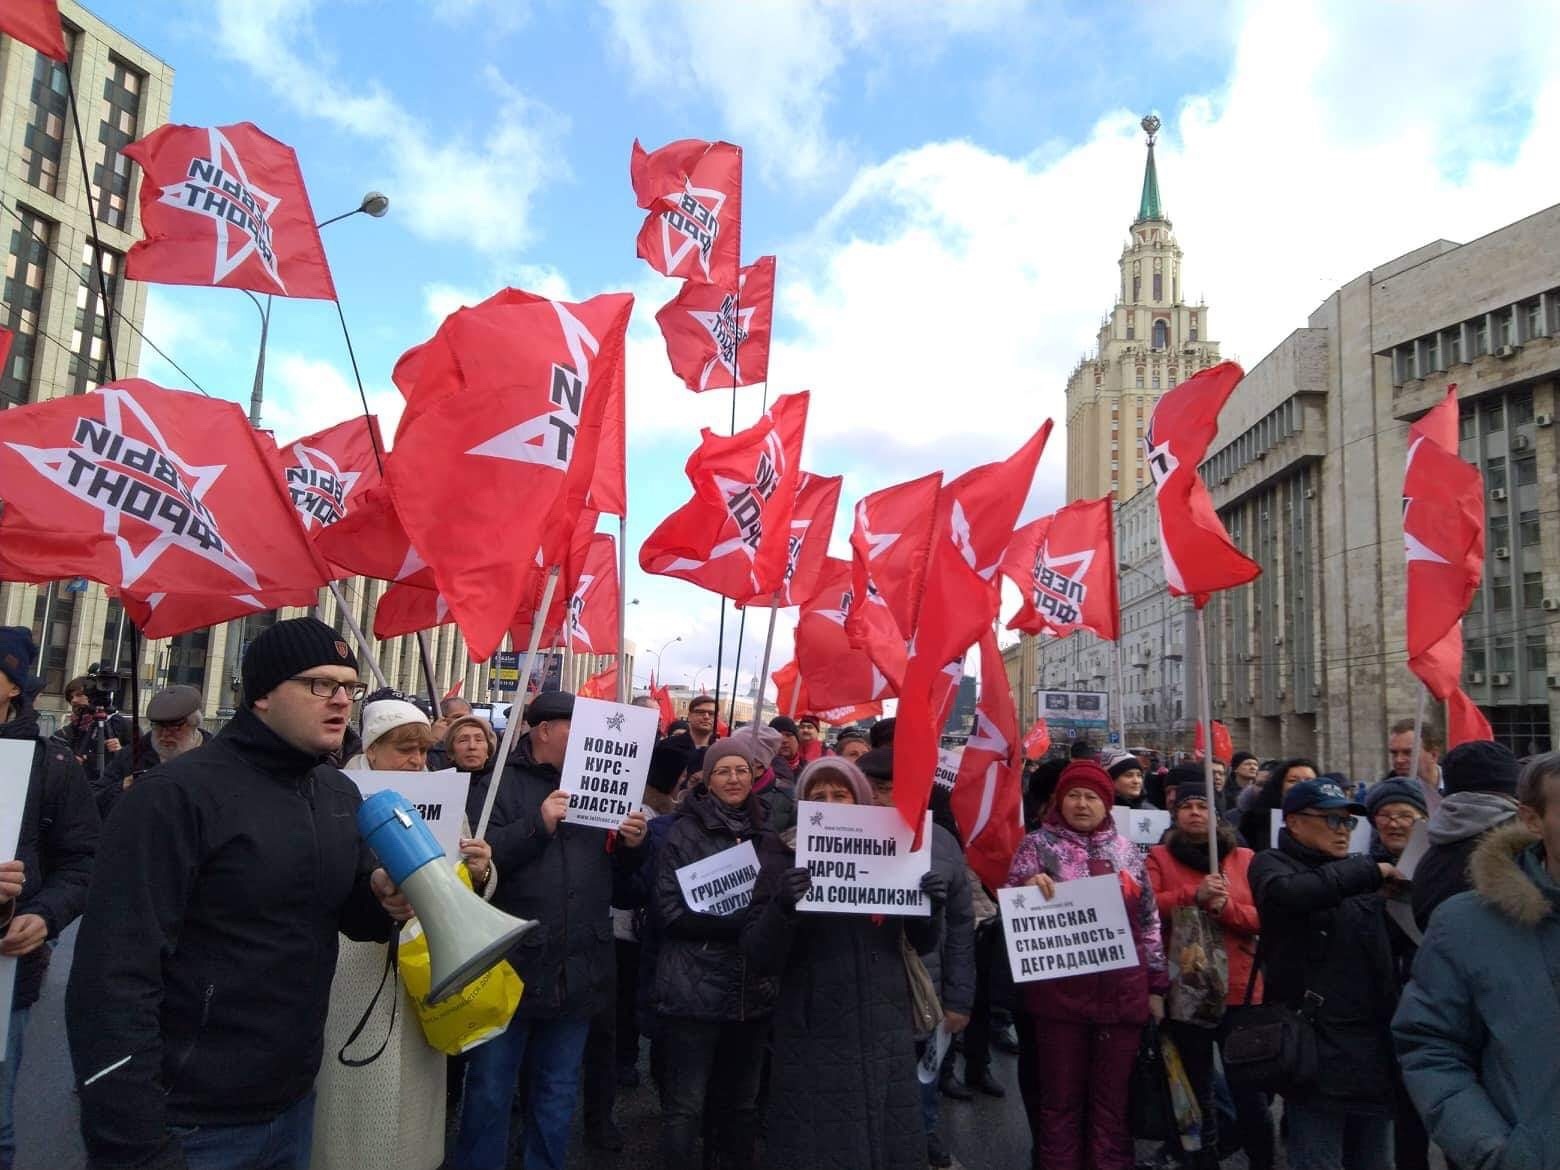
<box><xmin>1141</xmin><ymin>113</ymin><xmax>1161</xmax><ymax>145</ymax></box>
<box><xmin>1136</xmin><ymin>113</ymin><xmax>1164</xmax><ymax>223</ymax></box>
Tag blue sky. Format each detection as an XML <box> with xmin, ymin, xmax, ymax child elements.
<box><xmin>91</xmin><ymin>0</ymin><xmax>1560</xmax><ymax>696</ymax></box>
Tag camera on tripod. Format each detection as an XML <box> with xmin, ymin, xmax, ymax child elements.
<box><xmin>81</xmin><ymin>662</ymin><xmax>128</xmax><ymax>715</ymax></box>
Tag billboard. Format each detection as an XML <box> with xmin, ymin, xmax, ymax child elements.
<box><xmin>1036</xmin><ymin>689</ymin><xmax>1109</xmax><ymax>733</ymax></box>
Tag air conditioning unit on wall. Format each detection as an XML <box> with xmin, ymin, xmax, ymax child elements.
<box><xmin>1492</xmin><ymin>672</ymin><xmax>1513</xmax><ymax>686</ymax></box>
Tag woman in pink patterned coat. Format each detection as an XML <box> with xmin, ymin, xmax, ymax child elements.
<box><xmin>1006</xmin><ymin>759</ymin><xmax>1169</xmax><ymax>1170</ymax></box>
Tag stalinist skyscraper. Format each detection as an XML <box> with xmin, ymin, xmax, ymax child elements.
<box><xmin>1064</xmin><ymin>115</ymin><xmax>1221</xmax><ymax>503</ymax></box>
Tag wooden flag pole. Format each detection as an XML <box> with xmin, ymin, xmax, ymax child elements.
<box><xmin>415</xmin><ymin>629</ymin><xmax>439</xmax><ymax>707</ymax></box>
<box><xmin>327</xmin><ymin>580</ymin><xmax>388</xmax><ymax>688</ymax></box>
<box><xmin>748</xmin><ymin>596</ymin><xmax>781</xmax><ymax>744</ymax></box>
<box><xmin>1195</xmin><ymin>606</ymin><xmax>1219</xmax><ymax>873</ymax></box>
<box><xmin>479</xmin><ymin>565</ymin><xmax>561</xmax><ymax>840</ymax></box>
<box><xmin>617</xmin><ymin>515</ymin><xmax>628</xmax><ymax>703</ymax></box>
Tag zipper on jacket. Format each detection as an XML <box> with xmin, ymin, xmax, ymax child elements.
<box><xmin>167</xmin><ymin>983</ymin><xmax>215</xmax><ymax>1090</ymax></box>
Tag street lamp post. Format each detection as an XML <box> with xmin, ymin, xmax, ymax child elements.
<box><xmin>648</xmin><ymin>635</ymin><xmax>681</xmax><ymax>682</ymax></box>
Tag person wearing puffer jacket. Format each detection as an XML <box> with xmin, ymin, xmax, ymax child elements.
<box><xmin>1393</xmin><ymin>751</ymin><xmax>1560</xmax><ymax>1170</ymax></box>
<box><xmin>1006</xmin><ymin>760</ymin><xmax>1168</xmax><ymax>1170</ymax></box>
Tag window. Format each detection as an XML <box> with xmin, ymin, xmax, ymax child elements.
<box><xmin>1133</xmin><ymin>276</ymin><xmax>1141</xmax><ymax>301</ymax></box>
<box><xmin>1395</xmin><ymin>346</ymin><xmax>1415</xmax><ymax>383</ymax></box>
<box><xmin>1458</xmin><ymin>407</ymin><xmax>1476</xmax><ymax>442</ymax></box>
<box><xmin>1522</xmin><ymin>299</ymin><xmax>1542</xmax><ymax>342</ymax></box>
<box><xmin>1136</xmin><ymin>372</ymin><xmax>1144</xmax><ymax>389</ymax></box>
<box><xmin>1151</xmin><ymin>373</ymin><xmax>1161</xmax><ymax>389</ymax></box>
<box><xmin>19</xmin><ymin>34</ymin><xmax>73</xmax><ymax>195</ymax></box>
<box><xmin>1520</xmin><ymin>509</ymin><xmax>1540</xmax><ymax>547</ymax></box>
<box><xmin>31</xmin><ymin>582</ymin><xmax>77</xmax><ymax>697</ymax></box>
<box><xmin>1424</xmin><ymin>334</ymin><xmax>1440</xmax><ymax>371</ymax></box>
<box><xmin>1153</xmin><ymin>273</ymin><xmax>1162</xmax><ymax>300</ymax></box>
<box><xmin>1493</xmin><ymin>636</ymin><xmax>1515</xmax><ymax>673</ymax></box>
<box><xmin>1487</xmin><ymin>513</ymin><xmax>1508</xmax><ymax>550</ymax></box>
<box><xmin>1487</xmin><ymin>456</ymin><xmax>1506</xmax><ymax>494</ymax></box>
<box><xmin>1496</xmin><ymin>309</ymin><xmax>1513</xmax><ymax>348</ymax></box>
<box><xmin>167</xmin><ymin>629</ymin><xmax>210</xmax><ymax>689</ymax></box>
<box><xmin>1473</xmin><ymin>317</ymin><xmax>1489</xmax><ymax>356</ymax></box>
<box><xmin>2</xmin><ymin>210</ymin><xmax>53</xmax><ymax>409</ymax></box>
<box><xmin>1446</xmin><ymin>326</ymin><xmax>1462</xmax><ymax>365</ymax></box>
<box><xmin>1515</xmin><ymin>456</ymin><xmax>1537</xmax><ymax>487</ymax></box>
<box><xmin>1152</xmin><ymin>319</ymin><xmax>1169</xmax><ymax>349</ymax></box>
<box><xmin>1125</xmin><ymin>318</ymin><xmax>1134</xmax><ymax>340</ymax></box>
<box><xmin>1523</xmin><ymin>571</ymin><xmax>1544</xmax><ymax>610</ymax></box>
<box><xmin>69</xmin><ymin>244</ymin><xmax>121</xmax><ymax>393</ymax></box>
<box><xmin>1493</xmin><ymin>581</ymin><xmax>1513</xmax><ymax>611</ymax></box>
<box><xmin>1482</xmin><ymin>397</ymin><xmax>1505</xmax><ymax>433</ymax></box>
<box><xmin>1511</xmin><ymin>389</ymin><xmax>1534</xmax><ymax>427</ymax></box>
<box><xmin>92</xmin><ymin>58</ymin><xmax>143</xmax><ymax>230</ymax></box>
<box><xmin>1525</xmin><ymin>633</ymin><xmax>1547</xmax><ymax>675</ymax></box>
<box><xmin>1189</xmin><ymin>314</ymin><xmax>1199</xmax><ymax>342</ymax></box>
<box><xmin>1467</xmin><ymin>642</ymin><xmax>1486</xmax><ymax>674</ymax></box>
<box><xmin>99</xmin><ymin>598</ymin><xmax>131</xmax><ymax>674</ymax></box>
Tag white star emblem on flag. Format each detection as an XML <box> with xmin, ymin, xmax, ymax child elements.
<box><xmin>157</xmin><ymin>127</ymin><xmax>286</xmax><ymax>292</ymax></box>
<box><xmin>287</xmin><ymin>442</ymin><xmax>361</xmax><ymax>531</ymax></box>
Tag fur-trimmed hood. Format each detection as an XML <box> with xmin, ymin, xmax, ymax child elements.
<box><xmin>1470</xmin><ymin>822</ymin><xmax>1556</xmax><ymax>929</ymax></box>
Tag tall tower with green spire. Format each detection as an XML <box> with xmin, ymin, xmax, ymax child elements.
<box><xmin>1062</xmin><ymin>112</ymin><xmax>1219</xmax><ymax>504</ymax></box>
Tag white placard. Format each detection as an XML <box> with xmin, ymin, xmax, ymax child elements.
<box><xmin>0</xmin><ymin>739</ymin><xmax>37</xmax><ymax>1056</ymax></box>
<box><xmin>917</xmin><ymin>1019</ymin><xmax>953</xmax><ymax>1084</ymax></box>
<box><xmin>1270</xmin><ymin>809</ymin><xmax>1373</xmax><ymax>854</ymax></box>
<box><xmin>999</xmin><ymin>875</ymin><xmax>1139</xmax><ymax>983</ymax></box>
<box><xmin>795</xmin><ymin>800</ymin><xmax>932</xmax><ymax>917</ymax></box>
<box><xmin>675</xmin><ymin>839</ymin><xmax>761</xmax><ymax>917</ymax></box>
<box><xmin>933</xmin><ymin>748</ymin><xmax>963</xmax><ymax>792</ymax></box>
<box><xmin>347</xmin><ymin>769</ymin><xmax>468</xmax><ymax>861</ymax></box>
<box><xmin>1394</xmin><ymin>820</ymin><xmax>1432</xmax><ymax>880</ymax></box>
<box><xmin>1111</xmin><ymin>806</ymin><xmax>1171</xmax><ymax>851</ymax></box>
<box><xmin>558</xmin><ymin>697</ymin><xmax>658</xmax><ymax>831</ymax></box>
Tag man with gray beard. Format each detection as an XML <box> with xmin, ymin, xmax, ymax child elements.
<box><xmin>96</xmin><ymin>686</ymin><xmax>208</xmax><ymax>819</ymax></box>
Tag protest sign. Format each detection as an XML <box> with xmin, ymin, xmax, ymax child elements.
<box><xmin>558</xmin><ymin>697</ymin><xmax>658</xmax><ymax>831</ymax></box>
<box><xmin>676</xmin><ymin>839</ymin><xmax>761</xmax><ymax>916</ymax></box>
<box><xmin>932</xmin><ymin>748</ymin><xmax>962</xmax><ymax>792</ymax></box>
<box><xmin>917</xmin><ymin>1019</ymin><xmax>953</xmax><ymax>1084</ymax></box>
<box><xmin>999</xmin><ymin>874</ymin><xmax>1139</xmax><ymax>983</ymax></box>
<box><xmin>795</xmin><ymin>800</ymin><xmax>932</xmax><ymax>917</ymax></box>
<box><xmin>1394</xmin><ymin>820</ymin><xmax>1431</xmax><ymax>880</ymax></box>
<box><xmin>1111</xmin><ymin>806</ymin><xmax>1171</xmax><ymax>852</ymax></box>
<box><xmin>1271</xmin><ymin>809</ymin><xmax>1373</xmax><ymax>854</ymax></box>
<box><xmin>0</xmin><ymin>740</ymin><xmax>34</xmax><ymax>1050</ymax></box>
<box><xmin>348</xmin><ymin>769</ymin><xmax>468</xmax><ymax>860</ymax></box>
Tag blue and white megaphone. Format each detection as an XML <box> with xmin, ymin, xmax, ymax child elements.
<box><xmin>358</xmin><ymin>790</ymin><xmax>537</xmax><ymax>1005</ymax></box>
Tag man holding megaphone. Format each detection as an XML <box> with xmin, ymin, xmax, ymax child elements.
<box><xmin>66</xmin><ymin>618</ymin><xmax>414</xmax><ymax>1170</ymax></box>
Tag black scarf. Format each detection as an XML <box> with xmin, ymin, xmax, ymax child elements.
<box><xmin>1165</xmin><ymin>823</ymin><xmax>1238</xmax><ymax>873</ymax></box>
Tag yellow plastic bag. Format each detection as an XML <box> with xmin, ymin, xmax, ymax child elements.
<box><xmin>396</xmin><ymin>863</ymin><xmax>524</xmax><ymax>1054</ymax></box>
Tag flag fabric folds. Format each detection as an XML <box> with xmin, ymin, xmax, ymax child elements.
<box><xmin>279</xmin><ymin>416</ymin><xmax>384</xmax><ymax>544</ymax></box>
<box><xmin>565</xmin><ymin>534</ymin><xmax>620</xmax><ymax>655</ymax></box>
<box><xmin>0</xmin><ymin>0</ymin><xmax>68</xmax><ymax>62</ymax></box>
<box><xmin>1002</xmin><ymin>496</ymin><xmax>1120</xmax><ymax>641</ymax></box>
<box><xmin>0</xmin><ymin>380</ymin><xmax>328</xmax><ymax>637</ymax></box>
<box><xmin>1143</xmin><ymin>361</ymin><xmax>1260</xmax><ymax>608</ymax></box>
<box><xmin>771</xmin><ymin>657</ymin><xmax>882</xmax><ymax>725</ymax></box>
<box><xmin>1403</xmin><ymin>386</ymin><xmax>1490</xmax><ymax>746</ymax></box>
<box><xmin>630</xmin><ymin>138</ymin><xmax>742</xmax><ymax>287</ymax></box>
<box><xmin>1194</xmin><ymin>718</ymin><xmax>1235</xmax><ymax>763</ymax></box>
<box><xmin>657</xmin><ymin>255</ymin><xmax>775</xmax><ymax>393</ymax></box>
<box><xmin>122</xmin><ymin>123</ymin><xmax>336</xmax><ymax>300</ymax></box>
<box><xmin>640</xmin><ymin>392</ymin><xmax>809</xmax><ymax>602</ymax></box>
<box><xmin>1023</xmin><ymin>719</ymin><xmax>1051</xmax><ymax>761</ymax></box>
<box><xmin>951</xmin><ymin>631</ymin><xmax>1024</xmax><ymax>890</ymax></box>
<box><xmin>794</xmin><ymin>558</ymin><xmax>894</xmax><ymax>709</ymax></box>
<box><xmin>738</xmin><ymin>471</ymin><xmax>840</xmax><ymax>610</ymax></box>
<box><xmin>579</xmin><ymin>663</ymin><xmax>618</xmax><ymax>700</ymax></box>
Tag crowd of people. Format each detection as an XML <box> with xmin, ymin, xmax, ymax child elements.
<box><xmin>0</xmin><ymin>617</ymin><xmax>1552</xmax><ymax>1170</ymax></box>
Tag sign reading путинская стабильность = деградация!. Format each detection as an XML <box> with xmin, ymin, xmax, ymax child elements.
<box><xmin>999</xmin><ymin>874</ymin><xmax>1140</xmax><ymax>982</ymax></box>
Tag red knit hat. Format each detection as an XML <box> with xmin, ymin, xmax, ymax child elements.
<box><xmin>1055</xmin><ymin>760</ymin><xmax>1115</xmax><ymax>808</ymax></box>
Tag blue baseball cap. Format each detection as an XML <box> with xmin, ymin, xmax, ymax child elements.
<box><xmin>1282</xmin><ymin>778</ymin><xmax>1366</xmax><ymax>816</ymax></box>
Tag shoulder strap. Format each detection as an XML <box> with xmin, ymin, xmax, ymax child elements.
<box><xmin>337</xmin><ymin>934</ymin><xmax>400</xmax><ymax>1068</ymax></box>
<box><xmin>1241</xmin><ymin>932</ymin><xmax>1263</xmax><ymax>1006</ymax></box>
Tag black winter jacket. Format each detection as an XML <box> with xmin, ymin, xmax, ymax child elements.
<box><xmin>485</xmin><ymin>734</ymin><xmax>642</xmax><ymax>1020</ymax></box>
<box><xmin>743</xmin><ymin>845</ymin><xmax>942</xmax><ymax>1170</ymax></box>
<box><xmin>1</xmin><ymin>704</ymin><xmax>98</xmax><ymax>1010</ymax></box>
<box><xmin>921</xmin><ymin>822</ymin><xmax>976</xmax><ymax>1025</ymax></box>
<box><xmin>97</xmin><ymin>729</ymin><xmax>212</xmax><ymax>822</ymax></box>
<box><xmin>65</xmin><ymin>708</ymin><xmax>394</xmax><ymax>1170</ymax></box>
<box><xmin>1249</xmin><ymin>830</ymin><xmax>1398</xmax><ymax>1113</ymax></box>
<box><xmin>653</xmin><ymin>786</ymin><xmax>781</xmax><ymax>1022</ymax></box>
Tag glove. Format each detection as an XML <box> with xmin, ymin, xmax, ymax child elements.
<box><xmin>920</xmin><ymin>869</ymin><xmax>949</xmax><ymax>909</ymax></box>
<box><xmin>779</xmin><ymin>866</ymin><xmax>812</xmax><ymax>908</ymax></box>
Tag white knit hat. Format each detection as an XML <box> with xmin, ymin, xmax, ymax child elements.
<box><xmin>361</xmin><ymin>699</ymin><xmax>431</xmax><ymax>750</ymax></box>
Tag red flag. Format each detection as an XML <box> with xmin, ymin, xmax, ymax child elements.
<box><xmin>279</xmin><ymin>416</ymin><xmax>384</xmax><ymax>548</ymax></box>
<box><xmin>794</xmin><ymin>558</ymin><xmax>894</xmax><ymax>709</ymax></box>
<box><xmin>951</xmin><ymin>631</ymin><xmax>1024</xmax><ymax>890</ymax></box>
<box><xmin>894</xmin><ymin>424</ymin><xmax>1051</xmax><ymax>838</ymax></box>
<box><xmin>386</xmin><ymin>291</ymin><xmax>633</xmax><ymax>658</ymax></box>
<box><xmin>656</xmin><ymin>255</ymin><xmax>775</xmax><ymax>393</ymax></box>
<box><xmin>1446</xmin><ymin>689</ymin><xmax>1493</xmax><ymax>750</ymax></box>
<box><xmin>579</xmin><ymin>663</ymin><xmax>618</xmax><ymax>700</ymax></box>
<box><xmin>1023</xmin><ymin>719</ymin><xmax>1050</xmax><ymax>761</ymax></box>
<box><xmin>640</xmin><ymin>392</ymin><xmax>809</xmax><ymax>601</ymax></box>
<box><xmin>565</xmin><ymin>534</ymin><xmax>620</xmax><ymax>655</ymax></box>
<box><xmin>771</xmin><ymin>657</ymin><xmax>882</xmax><ymax>724</ymax></box>
<box><xmin>0</xmin><ymin>380</ymin><xmax>328</xmax><ymax>637</ymax></box>
<box><xmin>0</xmin><ymin>0</ymin><xmax>67</xmax><ymax>61</ymax></box>
<box><xmin>314</xmin><ymin>484</ymin><xmax>430</xmax><ymax>587</ymax></box>
<box><xmin>444</xmin><ymin>680</ymin><xmax>464</xmax><ymax>699</ymax></box>
<box><xmin>649</xmin><ymin>673</ymin><xmax>676</xmax><ymax>733</ymax></box>
<box><xmin>849</xmin><ymin>472</ymin><xmax>942</xmax><ymax>639</ymax></box>
<box><xmin>1002</xmin><ymin>497</ymin><xmax>1120</xmax><ymax>641</ymax></box>
<box><xmin>0</xmin><ymin>327</ymin><xmax>13</xmax><ymax>374</ymax></box>
<box><xmin>372</xmin><ymin>579</ymin><xmax>450</xmax><ymax>641</ymax></box>
<box><xmin>739</xmin><ymin>471</ymin><xmax>841</xmax><ymax>610</ymax></box>
<box><xmin>507</xmin><ymin>508</ymin><xmax>601</xmax><ymax>651</ymax></box>
<box><xmin>1143</xmin><ymin>361</ymin><xmax>1259</xmax><ymax>607</ymax></box>
<box><xmin>630</xmin><ymin>138</ymin><xmax>742</xmax><ymax>287</ymax></box>
<box><xmin>1194</xmin><ymin>718</ymin><xmax>1234</xmax><ymax>763</ymax></box>
<box><xmin>122</xmin><ymin>123</ymin><xmax>336</xmax><ymax>300</ymax></box>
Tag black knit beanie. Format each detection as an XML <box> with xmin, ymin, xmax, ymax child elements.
<box><xmin>242</xmin><ymin>617</ymin><xmax>359</xmax><ymax>706</ymax></box>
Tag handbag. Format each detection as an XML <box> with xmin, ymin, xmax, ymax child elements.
<box><xmin>1166</xmin><ymin>904</ymin><xmax>1229</xmax><ymax>1028</ymax></box>
<box><xmin>1127</xmin><ymin>1020</ymin><xmax>1177</xmax><ymax>1141</ymax></box>
<box><xmin>1221</xmin><ymin>933</ymin><xmax>1320</xmax><ymax>1094</ymax></box>
<box><xmin>901</xmin><ymin>932</ymin><xmax>942</xmax><ymax>1037</ymax></box>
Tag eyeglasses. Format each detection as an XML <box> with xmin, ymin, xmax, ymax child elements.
<box><xmin>1374</xmin><ymin>811</ymin><xmax>1425</xmax><ymax>827</ymax></box>
<box><xmin>291</xmin><ymin>676</ymin><xmax>369</xmax><ymax>702</ymax></box>
<box><xmin>1295</xmin><ymin>811</ymin><xmax>1359</xmax><ymax>832</ymax></box>
<box><xmin>708</xmin><ymin>765</ymin><xmax>751</xmax><ymax>780</ymax></box>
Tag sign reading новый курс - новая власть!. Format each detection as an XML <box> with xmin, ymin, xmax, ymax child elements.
<box><xmin>998</xmin><ymin>874</ymin><xmax>1140</xmax><ymax>983</ymax></box>
<box><xmin>557</xmin><ymin>697</ymin><xmax>658</xmax><ymax>831</ymax></box>
<box><xmin>795</xmin><ymin>799</ymin><xmax>932</xmax><ymax>917</ymax></box>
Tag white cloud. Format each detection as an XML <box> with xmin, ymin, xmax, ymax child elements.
<box><xmin>213</xmin><ymin>1</ymin><xmax>564</xmax><ymax>254</ymax></box>
<box><xmin>262</xmin><ymin>352</ymin><xmax>403</xmax><ymax>447</ymax></box>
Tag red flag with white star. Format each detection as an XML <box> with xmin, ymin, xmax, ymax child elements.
<box><xmin>849</xmin><ymin>471</ymin><xmax>942</xmax><ymax>641</ymax></box>
<box><xmin>639</xmin><ymin>392</ymin><xmax>809</xmax><ymax>602</ymax></box>
<box><xmin>122</xmin><ymin>123</ymin><xmax>336</xmax><ymax>300</ymax></box>
<box><xmin>951</xmin><ymin>630</ymin><xmax>1024</xmax><ymax>890</ymax></box>
<box><xmin>579</xmin><ymin>662</ymin><xmax>619</xmax><ymax>700</ymax></box>
<box><xmin>0</xmin><ymin>0</ymin><xmax>68</xmax><ymax>62</ymax></box>
<box><xmin>1002</xmin><ymin>496</ymin><xmax>1120</xmax><ymax>641</ymax></box>
<box><xmin>0</xmin><ymin>380</ymin><xmax>328</xmax><ymax>636</ymax></box>
<box><xmin>1143</xmin><ymin>361</ymin><xmax>1260</xmax><ymax>608</ymax></box>
<box><xmin>565</xmin><ymin>534</ymin><xmax>620</xmax><ymax>655</ymax></box>
<box><xmin>313</xmin><ymin>484</ymin><xmax>430</xmax><ymax>587</ymax></box>
<box><xmin>1022</xmin><ymin>719</ymin><xmax>1050</xmax><ymax>760</ymax></box>
<box><xmin>739</xmin><ymin>470</ymin><xmax>841</xmax><ymax>610</ymax></box>
<box><xmin>794</xmin><ymin>557</ymin><xmax>895</xmax><ymax>709</ymax></box>
<box><xmin>656</xmin><ymin>255</ymin><xmax>774</xmax><ymax>393</ymax></box>
<box><xmin>894</xmin><ymin>423</ymin><xmax>1051</xmax><ymax>839</ymax></box>
<box><xmin>279</xmin><ymin>416</ymin><xmax>384</xmax><ymax>557</ymax></box>
<box><xmin>630</xmin><ymin>138</ymin><xmax>742</xmax><ymax>287</ymax></box>
<box><xmin>386</xmin><ymin>291</ymin><xmax>633</xmax><ymax>658</ymax></box>
<box><xmin>771</xmin><ymin>656</ymin><xmax>882</xmax><ymax>724</ymax></box>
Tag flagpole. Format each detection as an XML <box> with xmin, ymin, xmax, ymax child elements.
<box><xmin>327</xmin><ymin>580</ymin><xmax>387</xmax><ymax>688</ymax></box>
<box><xmin>415</xmin><ymin>629</ymin><xmax>439</xmax><ymax>707</ymax></box>
<box><xmin>1195</xmin><ymin>606</ymin><xmax>1219</xmax><ymax>872</ymax></box>
<box><xmin>1112</xmin><ymin>638</ymin><xmax>1126</xmax><ymax>747</ymax></box>
<box><xmin>789</xmin><ymin>672</ymin><xmax>802</xmax><ymax>718</ymax></box>
<box><xmin>617</xmin><ymin>515</ymin><xmax>628</xmax><ymax>703</ymax></box>
<box><xmin>727</xmin><ymin>606</ymin><xmax>748</xmax><ymax>729</ymax></box>
<box><xmin>1408</xmin><ymin>679</ymin><xmax>1440</xmax><ymax>814</ymax></box>
<box><xmin>63</xmin><ymin>70</ymin><xmax>118</xmax><ymax>383</ymax></box>
<box><xmin>748</xmin><ymin>596</ymin><xmax>781</xmax><ymax>746</ymax></box>
<box><xmin>479</xmin><ymin>565</ymin><xmax>561</xmax><ymax>839</ymax></box>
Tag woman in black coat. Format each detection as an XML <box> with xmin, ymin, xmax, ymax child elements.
<box><xmin>742</xmin><ymin>757</ymin><xmax>947</xmax><ymax>1170</ymax></box>
<box><xmin>1235</xmin><ymin>758</ymin><xmax>1317</xmax><ymax>852</ymax></box>
<box><xmin>653</xmin><ymin>735</ymin><xmax>784</xmax><ymax>1170</ymax></box>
